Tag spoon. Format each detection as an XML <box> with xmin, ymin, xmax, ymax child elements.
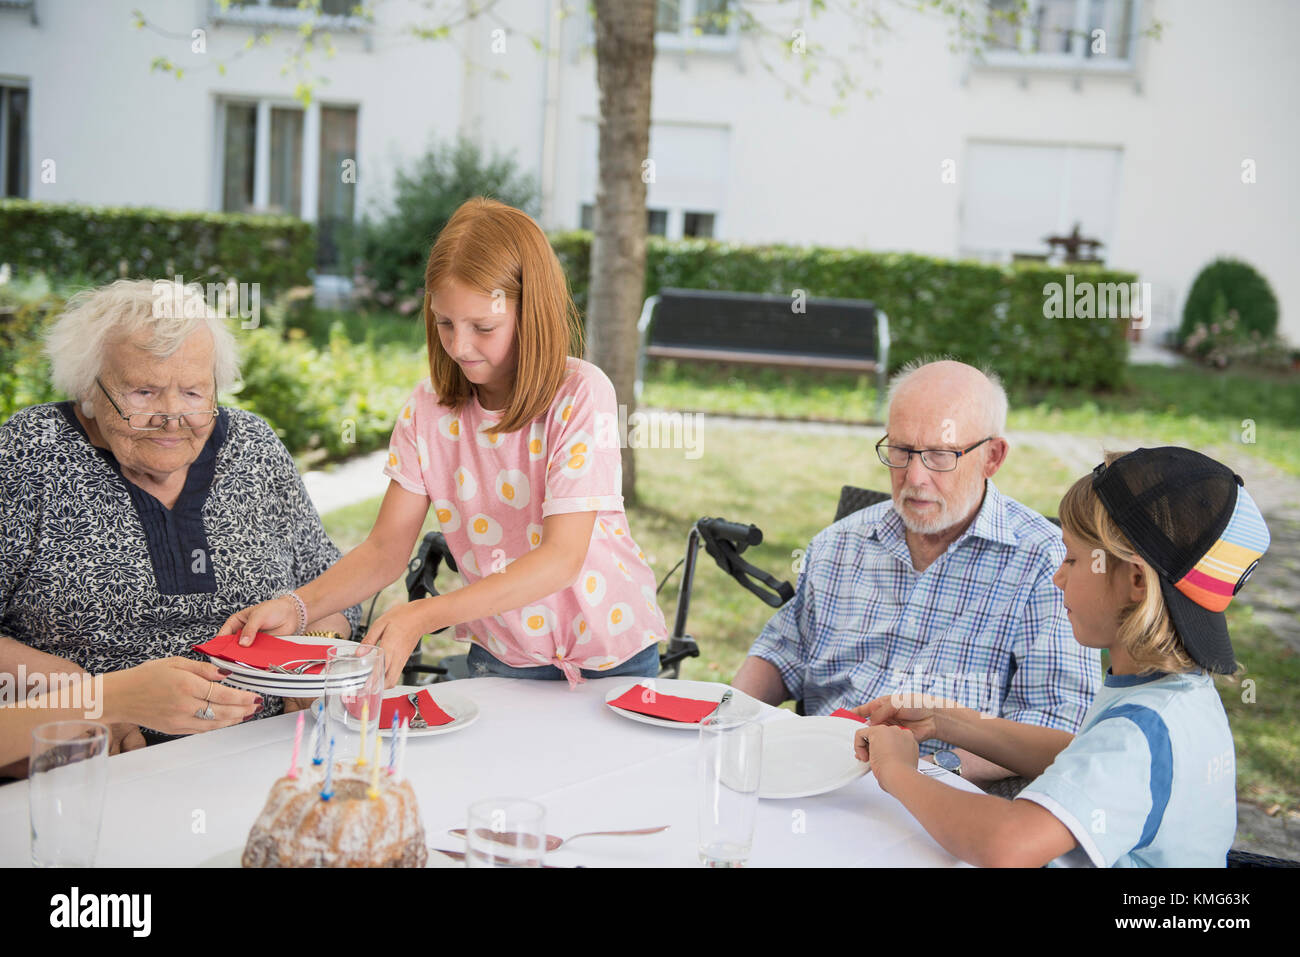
<box><xmin>449</xmin><ymin>824</ymin><xmax>671</xmax><ymax>852</ymax></box>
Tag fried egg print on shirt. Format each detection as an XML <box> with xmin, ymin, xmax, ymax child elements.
<box><xmin>467</xmin><ymin>514</ymin><xmax>503</xmax><ymax>546</ymax></box>
<box><xmin>560</xmin><ymin>430</ymin><xmax>595</xmax><ymax>479</ymax></box>
<box><xmin>433</xmin><ymin>499</ymin><xmax>461</xmax><ymax>533</ymax></box>
<box><xmin>495</xmin><ymin>469</ymin><xmax>530</xmax><ymax>509</ymax></box>
<box><xmin>455</xmin><ymin>467</ymin><xmax>477</xmax><ymax>501</ymax></box>
<box><xmin>579</xmin><ymin>570</ymin><xmax>606</xmax><ymax>607</ymax></box>
<box><xmin>607</xmin><ymin>602</ymin><xmax>634</xmax><ymax>635</ymax></box>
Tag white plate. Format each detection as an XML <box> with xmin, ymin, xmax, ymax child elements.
<box><xmin>219</xmin><ymin>669</ymin><xmax>369</xmax><ymax>698</ymax></box>
<box><xmin>204</xmin><ymin>635</ymin><xmax>362</xmax><ymax>682</ymax></box>
<box><xmin>310</xmin><ymin>685</ymin><xmax>480</xmax><ymax>738</ymax></box>
<box><xmin>603</xmin><ymin>679</ymin><xmax>762</xmax><ymax>730</ymax></box>
<box><xmin>757</xmin><ymin>715</ymin><xmax>869</xmax><ymax>799</ymax></box>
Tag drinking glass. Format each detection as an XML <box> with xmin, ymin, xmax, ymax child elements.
<box><xmin>321</xmin><ymin>644</ymin><xmax>384</xmax><ymax>768</ymax></box>
<box><xmin>29</xmin><ymin>721</ymin><xmax>109</xmax><ymax>867</ymax></box>
<box><xmin>464</xmin><ymin>798</ymin><xmax>547</xmax><ymax>868</ymax></box>
<box><xmin>698</xmin><ymin>714</ymin><xmax>763</xmax><ymax>867</ymax></box>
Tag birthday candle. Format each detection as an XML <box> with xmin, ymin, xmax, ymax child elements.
<box><xmin>311</xmin><ymin>700</ymin><xmax>324</xmax><ymax>765</ymax></box>
<box><xmin>357</xmin><ymin>699</ymin><xmax>369</xmax><ymax>767</ymax></box>
<box><xmin>387</xmin><ymin>711</ymin><xmax>399</xmax><ymax>773</ymax></box>
<box><xmin>321</xmin><ymin>737</ymin><xmax>335</xmax><ymax>801</ymax></box>
<box><xmin>367</xmin><ymin>723</ymin><xmax>382</xmax><ymax>798</ymax></box>
<box><xmin>288</xmin><ymin>711</ymin><xmax>304</xmax><ymax>779</ymax></box>
<box><xmin>395</xmin><ymin>719</ymin><xmax>409</xmax><ymax>783</ymax></box>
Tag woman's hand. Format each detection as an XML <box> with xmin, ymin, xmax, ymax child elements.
<box><xmin>851</xmin><ymin>692</ymin><xmax>966</xmax><ymax>744</ymax></box>
<box><xmin>216</xmin><ymin>597</ymin><xmax>300</xmax><ymax>646</ymax></box>
<box><xmin>108</xmin><ymin>723</ymin><xmax>147</xmax><ymax>754</ymax></box>
<box><xmin>361</xmin><ymin>598</ymin><xmax>440</xmax><ymax>688</ymax></box>
<box><xmin>853</xmin><ymin>723</ymin><xmax>919</xmax><ymax>793</ymax></box>
<box><xmin>104</xmin><ymin>658</ymin><xmax>261</xmax><ymax>735</ymax></box>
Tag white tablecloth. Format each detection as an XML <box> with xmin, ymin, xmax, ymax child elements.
<box><xmin>0</xmin><ymin>677</ymin><xmax>981</xmax><ymax>867</ymax></box>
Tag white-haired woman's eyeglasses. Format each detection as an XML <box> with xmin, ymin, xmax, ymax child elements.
<box><xmin>95</xmin><ymin>378</ymin><xmax>218</xmax><ymax>431</ymax></box>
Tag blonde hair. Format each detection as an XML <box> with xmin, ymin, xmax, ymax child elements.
<box><xmin>423</xmin><ymin>197</ymin><xmax>584</xmax><ymax>435</ymax></box>
<box><xmin>1058</xmin><ymin>452</ymin><xmax>1200</xmax><ymax>675</ymax></box>
<box><xmin>45</xmin><ymin>278</ymin><xmax>240</xmax><ymax>415</ymax></box>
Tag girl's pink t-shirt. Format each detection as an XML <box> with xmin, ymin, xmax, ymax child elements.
<box><xmin>383</xmin><ymin>358</ymin><xmax>667</xmax><ymax>686</ymax></box>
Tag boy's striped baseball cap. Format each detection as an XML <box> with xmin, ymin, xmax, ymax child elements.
<box><xmin>1091</xmin><ymin>447</ymin><xmax>1270</xmax><ymax>674</ymax></box>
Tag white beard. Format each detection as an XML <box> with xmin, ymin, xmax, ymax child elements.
<box><xmin>892</xmin><ymin>479</ymin><xmax>986</xmax><ymax>535</ymax></box>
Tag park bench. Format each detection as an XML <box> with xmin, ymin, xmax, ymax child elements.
<box><xmin>634</xmin><ymin>287</ymin><xmax>891</xmax><ymax>417</ymax></box>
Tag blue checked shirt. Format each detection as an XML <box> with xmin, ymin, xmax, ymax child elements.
<box><xmin>749</xmin><ymin>481</ymin><xmax>1101</xmax><ymax>753</ymax></box>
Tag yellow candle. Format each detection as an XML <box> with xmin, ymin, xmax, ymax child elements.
<box><xmin>357</xmin><ymin>699</ymin><xmax>369</xmax><ymax>767</ymax></box>
<box><xmin>367</xmin><ymin>719</ymin><xmax>382</xmax><ymax>799</ymax></box>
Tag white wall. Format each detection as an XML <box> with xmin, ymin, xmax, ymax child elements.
<box><xmin>3</xmin><ymin>0</ymin><xmax>1296</xmax><ymax>343</ymax></box>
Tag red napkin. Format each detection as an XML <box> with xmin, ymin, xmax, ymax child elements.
<box><xmin>379</xmin><ymin>689</ymin><xmax>454</xmax><ymax>728</ymax></box>
<box><xmin>608</xmin><ymin>685</ymin><xmax>724</xmax><ymax>723</ymax></box>
<box><xmin>195</xmin><ymin>633</ymin><xmax>336</xmax><ymax>675</ymax></box>
<box><xmin>830</xmin><ymin>708</ymin><xmax>867</xmax><ymax>723</ymax></box>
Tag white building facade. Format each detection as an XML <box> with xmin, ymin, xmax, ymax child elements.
<box><xmin>2</xmin><ymin>0</ymin><xmax>1296</xmax><ymax>342</ymax></box>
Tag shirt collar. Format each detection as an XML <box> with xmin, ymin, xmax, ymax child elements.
<box><xmin>1103</xmin><ymin>668</ymin><xmax>1170</xmax><ymax>688</ymax></box>
<box><xmin>866</xmin><ymin>479</ymin><xmax>1018</xmax><ymax>550</ymax></box>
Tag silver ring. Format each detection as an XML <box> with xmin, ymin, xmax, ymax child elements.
<box><xmin>194</xmin><ymin>706</ymin><xmax>216</xmax><ymax>720</ymax></box>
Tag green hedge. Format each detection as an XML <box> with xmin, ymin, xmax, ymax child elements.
<box><xmin>0</xmin><ymin>200</ymin><xmax>315</xmax><ymax>296</ymax></box>
<box><xmin>550</xmin><ymin>232</ymin><xmax>1136</xmax><ymax>389</ymax></box>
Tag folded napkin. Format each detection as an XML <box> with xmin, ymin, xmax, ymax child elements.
<box><xmin>830</xmin><ymin>708</ymin><xmax>867</xmax><ymax>723</ymax></box>
<box><xmin>608</xmin><ymin>684</ymin><xmax>725</xmax><ymax>723</ymax></box>
<box><xmin>195</xmin><ymin>633</ymin><xmax>336</xmax><ymax>675</ymax></box>
<box><xmin>379</xmin><ymin>689</ymin><xmax>454</xmax><ymax>728</ymax></box>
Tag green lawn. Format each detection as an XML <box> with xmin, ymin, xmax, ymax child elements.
<box><xmin>641</xmin><ymin>359</ymin><xmax>1300</xmax><ymax>477</ymax></box>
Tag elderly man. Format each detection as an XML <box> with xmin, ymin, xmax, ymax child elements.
<box><xmin>733</xmin><ymin>359</ymin><xmax>1099</xmax><ymax>784</ymax></box>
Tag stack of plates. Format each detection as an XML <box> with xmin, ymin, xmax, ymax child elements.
<box><xmin>204</xmin><ymin>636</ymin><xmax>369</xmax><ymax>697</ymax></box>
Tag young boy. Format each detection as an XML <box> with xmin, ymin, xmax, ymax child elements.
<box><xmin>853</xmin><ymin>447</ymin><xmax>1270</xmax><ymax>867</ymax></box>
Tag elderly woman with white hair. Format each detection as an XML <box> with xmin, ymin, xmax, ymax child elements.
<box><xmin>0</xmin><ymin>278</ymin><xmax>359</xmax><ymax>758</ymax></box>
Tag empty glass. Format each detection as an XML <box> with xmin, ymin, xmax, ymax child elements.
<box><xmin>698</xmin><ymin>714</ymin><xmax>763</xmax><ymax>867</ymax></box>
<box><xmin>320</xmin><ymin>644</ymin><xmax>384</xmax><ymax>767</ymax></box>
<box><xmin>29</xmin><ymin>721</ymin><xmax>109</xmax><ymax>867</ymax></box>
<box><xmin>465</xmin><ymin>798</ymin><xmax>547</xmax><ymax>868</ymax></box>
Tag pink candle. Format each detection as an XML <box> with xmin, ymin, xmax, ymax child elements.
<box><xmin>287</xmin><ymin>711</ymin><xmax>305</xmax><ymax>779</ymax></box>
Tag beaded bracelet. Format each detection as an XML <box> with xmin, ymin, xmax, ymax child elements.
<box><xmin>285</xmin><ymin>591</ymin><xmax>308</xmax><ymax>634</ymax></box>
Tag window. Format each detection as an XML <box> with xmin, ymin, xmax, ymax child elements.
<box><xmin>958</xmin><ymin>141</ymin><xmax>1122</xmax><ymax>264</ymax></box>
<box><xmin>683</xmin><ymin>211</ymin><xmax>715</xmax><ymax>238</ymax></box>
<box><xmin>213</xmin><ymin>0</ymin><xmax>362</xmax><ymax>27</ymax></box>
<box><xmin>269</xmin><ymin>107</ymin><xmax>303</xmax><ymax>215</ymax></box>
<box><xmin>579</xmin><ymin>204</ymin><xmax>670</xmax><ymax>237</ymax></box>
<box><xmin>655</xmin><ymin>0</ymin><xmax>737</xmax><ymax>51</ymax></box>
<box><xmin>317</xmin><ymin>107</ymin><xmax>358</xmax><ymax>271</ymax></box>
<box><xmin>983</xmin><ymin>0</ymin><xmax>1137</xmax><ymax>68</ymax></box>
<box><xmin>0</xmin><ymin>83</ymin><xmax>29</xmax><ymax>199</ymax></box>
<box><xmin>218</xmin><ymin>99</ymin><xmax>358</xmax><ymax>269</ymax></box>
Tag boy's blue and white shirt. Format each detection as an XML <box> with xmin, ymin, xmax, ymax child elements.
<box><xmin>1017</xmin><ymin>669</ymin><xmax>1236</xmax><ymax>867</ymax></box>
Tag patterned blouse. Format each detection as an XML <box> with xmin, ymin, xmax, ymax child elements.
<box><xmin>0</xmin><ymin>402</ymin><xmax>361</xmax><ymax>732</ymax></box>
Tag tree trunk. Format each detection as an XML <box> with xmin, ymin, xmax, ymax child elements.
<box><xmin>589</xmin><ymin>0</ymin><xmax>655</xmax><ymax>506</ymax></box>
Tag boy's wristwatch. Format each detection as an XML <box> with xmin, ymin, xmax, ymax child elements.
<box><xmin>933</xmin><ymin>750</ymin><xmax>963</xmax><ymax>777</ymax></box>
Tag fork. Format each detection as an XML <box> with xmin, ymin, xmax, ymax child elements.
<box><xmin>265</xmin><ymin>658</ymin><xmax>329</xmax><ymax>675</ymax></box>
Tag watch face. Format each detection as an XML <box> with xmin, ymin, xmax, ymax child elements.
<box><xmin>935</xmin><ymin>750</ymin><xmax>961</xmax><ymax>773</ymax></box>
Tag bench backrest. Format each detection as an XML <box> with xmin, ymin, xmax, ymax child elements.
<box><xmin>648</xmin><ymin>287</ymin><xmax>882</xmax><ymax>361</ymax></box>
